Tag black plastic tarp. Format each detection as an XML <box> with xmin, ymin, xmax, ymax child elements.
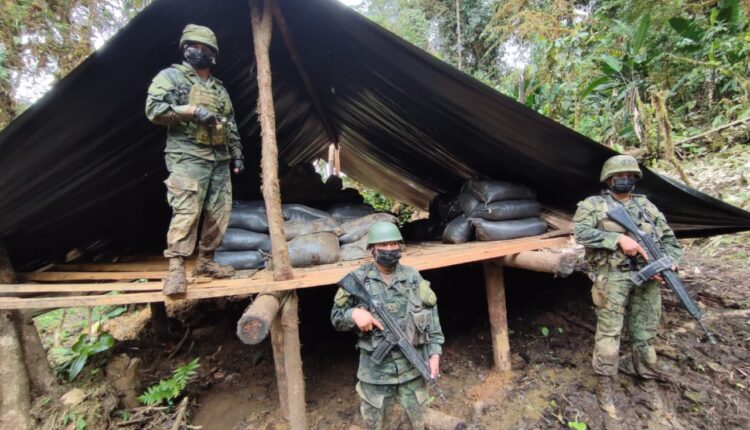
<box><xmin>0</xmin><ymin>0</ymin><xmax>749</xmax><ymax>267</ymax></box>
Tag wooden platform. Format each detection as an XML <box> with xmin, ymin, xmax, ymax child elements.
<box><xmin>0</xmin><ymin>234</ymin><xmax>571</xmax><ymax>310</ymax></box>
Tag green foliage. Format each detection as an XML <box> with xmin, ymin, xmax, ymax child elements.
<box><xmin>342</xmin><ymin>175</ymin><xmax>416</xmax><ymax>224</ymax></box>
<box><xmin>568</xmin><ymin>421</ymin><xmax>587</xmax><ymax>430</ymax></box>
<box><xmin>55</xmin><ymin>332</ymin><xmax>115</xmax><ymax>381</ymax></box>
<box><xmin>138</xmin><ymin>358</ymin><xmax>200</xmax><ymax>406</ymax></box>
<box><xmin>62</xmin><ymin>413</ymin><xmax>86</xmax><ymax>429</ymax></box>
<box><xmin>540</xmin><ymin>326</ymin><xmax>550</xmax><ymax>337</ymax></box>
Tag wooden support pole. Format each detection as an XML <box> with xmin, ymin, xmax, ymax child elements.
<box><xmin>250</xmin><ymin>2</ymin><xmax>305</xmax><ymax>428</ymax></box>
<box><xmin>0</xmin><ymin>243</ymin><xmax>33</xmax><ymax>430</ymax></box>
<box><xmin>334</xmin><ymin>144</ymin><xmax>340</xmax><ymax>176</ymax></box>
<box><xmin>495</xmin><ymin>251</ymin><xmax>578</xmax><ymax>277</ymax></box>
<box><xmin>270</xmin><ymin>309</ymin><xmax>289</xmax><ymax>419</ymax></box>
<box><xmin>482</xmin><ymin>262</ymin><xmax>511</xmax><ymax>372</ymax></box>
<box><xmin>251</xmin><ymin>0</ymin><xmax>293</xmax><ymax>283</ymax></box>
<box><xmin>149</xmin><ymin>303</ymin><xmax>170</xmax><ymax>340</ymax></box>
<box><xmin>327</xmin><ymin>143</ymin><xmax>335</xmax><ymax>178</ymax></box>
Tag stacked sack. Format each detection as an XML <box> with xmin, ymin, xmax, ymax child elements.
<box><xmin>441</xmin><ymin>179</ymin><xmax>547</xmax><ymax>244</ymax></box>
<box><xmin>216</xmin><ymin>200</ymin><xmax>397</xmax><ymax>269</ymax></box>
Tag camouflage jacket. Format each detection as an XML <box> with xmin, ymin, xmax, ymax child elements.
<box><xmin>145</xmin><ymin>63</ymin><xmax>242</xmax><ymax>161</ymax></box>
<box><xmin>331</xmin><ymin>263</ymin><xmax>444</xmax><ymax>385</ymax></box>
<box><xmin>574</xmin><ymin>191</ymin><xmax>682</xmax><ymax>274</ymax></box>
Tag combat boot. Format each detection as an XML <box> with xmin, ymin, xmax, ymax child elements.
<box><xmin>194</xmin><ymin>252</ymin><xmax>235</xmax><ymax>278</ymax></box>
<box><xmin>596</xmin><ymin>376</ymin><xmax>620</xmax><ymax>420</ymax></box>
<box><xmin>163</xmin><ymin>257</ymin><xmax>187</xmax><ymax>296</ymax></box>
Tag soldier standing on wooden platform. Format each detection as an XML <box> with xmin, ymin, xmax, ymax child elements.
<box><xmin>574</xmin><ymin>155</ymin><xmax>682</xmax><ymax>419</ymax></box>
<box><xmin>145</xmin><ymin>24</ymin><xmax>245</xmax><ymax>296</ymax></box>
<box><xmin>331</xmin><ymin>222</ymin><xmax>444</xmax><ymax>430</ymax></box>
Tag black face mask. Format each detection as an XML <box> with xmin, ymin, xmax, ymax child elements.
<box><xmin>184</xmin><ymin>46</ymin><xmax>215</xmax><ymax>69</ymax></box>
<box><xmin>610</xmin><ymin>177</ymin><xmax>637</xmax><ymax>194</ymax></box>
<box><xmin>374</xmin><ymin>249</ymin><xmax>401</xmax><ymax>268</ymax></box>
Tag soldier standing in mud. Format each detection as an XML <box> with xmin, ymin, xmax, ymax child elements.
<box><xmin>574</xmin><ymin>155</ymin><xmax>682</xmax><ymax>419</ymax></box>
<box><xmin>331</xmin><ymin>222</ymin><xmax>444</xmax><ymax>430</ymax></box>
<box><xmin>146</xmin><ymin>24</ymin><xmax>245</xmax><ymax>296</ymax></box>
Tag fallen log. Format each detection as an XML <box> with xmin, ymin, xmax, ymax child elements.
<box><xmin>236</xmin><ymin>293</ymin><xmax>283</xmax><ymax>345</ymax></box>
<box><xmin>495</xmin><ymin>250</ymin><xmax>579</xmax><ymax>277</ymax></box>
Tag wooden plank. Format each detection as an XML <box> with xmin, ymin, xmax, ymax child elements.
<box><xmin>54</xmin><ymin>261</ymin><xmax>196</xmax><ymax>272</ymax></box>
<box><xmin>18</xmin><ymin>271</ymin><xmax>169</xmax><ymax>282</ymax></box>
<box><xmin>0</xmin><ymin>236</ymin><xmax>569</xmax><ymax>309</ymax></box>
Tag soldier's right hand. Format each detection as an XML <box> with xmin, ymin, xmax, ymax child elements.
<box><xmin>193</xmin><ymin>105</ymin><xmax>219</xmax><ymax>125</ymax></box>
<box><xmin>617</xmin><ymin>235</ymin><xmax>648</xmax><ymax>261</ymax></box>
<box><xmin>351</xmin><ymin>308</ymin><xmax>384</xmax><ymax>332</ymax></box>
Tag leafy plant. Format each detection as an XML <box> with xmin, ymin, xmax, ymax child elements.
<box><xmin>55</xmin><ymin>332</ymin><xmax>115</xmax><ymax>381</ymax></box>
<box><xmin>568</xmin><ymin>421</ymin><xmax>587</xmax><ymax>430</ymax></box>
<box><xmin>138</xmin><ymin>358</ymin><xmax>201</xmax><ymax>406</ymax></box>
<box><xmin>540</xmin><ymin>326</ymin><xmax>550</xmax><ymax>337</ymax></box>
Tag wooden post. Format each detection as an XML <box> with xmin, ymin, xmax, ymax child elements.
<box><xmin>249</xmin><ymin>1</ymin><xmax>305</xmax><ymax>428</ymax></box>
<box><xmin>333</xmin><ymin>144</ymin><xmax>340</xmax><ymax>177</ymax></box>
<box><xmin>482</xmin><ymin>262</ymin><xmax>511</xmax><ymax>372</ymax></box>
<box><xmin>0</xmin><ymin>243</ymin><xmax>33</xmax><ymax>429</ymax></box>
<box><xmin>270</xmin><ymin>310</ymin><xmax>289</xmax><ymax>419</ymax></box>
<box><xmin>149</xmin><ymin>303</ymin><xmax>170</xmax><ymax>339</ymax></box>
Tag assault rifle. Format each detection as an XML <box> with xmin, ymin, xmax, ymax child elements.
<box><xmin>337</xmin><ymin>273</ymin><xmax>445</xmax><ymax>398</ymax></box>
<box><xmin>606</xmin><ymin>205</ymin><xmax>716</xmax><ymax>344</ymax></box>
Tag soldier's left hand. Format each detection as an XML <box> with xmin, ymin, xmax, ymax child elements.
<box><xmin>231</xmin><ymin>157</ymin><xmax>245</xmax><ymax>175</ymax></box>
<box><xmin>429</xmin><ymin>354</ymin><xmax>440</xmax><ymax>379</ymax></box>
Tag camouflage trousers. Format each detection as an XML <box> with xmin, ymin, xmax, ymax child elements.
<box><xmin>591</xmin><ymin>267</ymin><xmax>661</xmax><ymax>377</ymax></box>
<box><xmin>163</xmin><ymin>153</ymin><xmax>231</xmax><ymax>258</ymax></box>
<box><xmin>356</xmin><ymin>378</ymin><xmax>428</xmax><ymax>430</ymax></box>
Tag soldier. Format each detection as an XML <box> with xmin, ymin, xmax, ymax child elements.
<box><xmin>145</xmin><ymin>24</ymin><xmax>244</xmax><ymax>296</ymax></box>
<box><xmin>331</xmin><ymin>222</ymin><xmax>444</xmax><ymax>430</ymax></box>
<box><xmin>574</xmin><ymin>155</ymin><xmax>682</xmax><ymax>418</ymax></box>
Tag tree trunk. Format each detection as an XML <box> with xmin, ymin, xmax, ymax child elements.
<box><xmin>279</xmin><ymin>291</ymin><xmax>306</xmax><ymax>429</ymax></box>
<box><xmin>455</xmin><ymin>0</ymin><xmax>462</xmax><ymax>70</ymax></box>
<box><xmin>652</xmin><ymin>91</ymin><xmax>692</xmax><ymax>186</ymax></box>
<box><xmin>0</xmin><ymin>311</ymin><xmax>33</xmax><ymax>430</ymax></box>
<box><xmin>237</xmin><ymin>293</ymin><xmax>281</xmax><ymax>345</ymax></box>
<box><xmin>17</xmin><ymin>313</ymin><xmax>58</xmax><ymax>394</ymax></box>
<box><xmin>482</xmin><ymin>262</ymin><xmax>511</xmax><ymax>372</ymax></box>
<box><xmin>250</xmin><ymin>0</ymin><xmax>293</xmax><ymax>282</ymax></box>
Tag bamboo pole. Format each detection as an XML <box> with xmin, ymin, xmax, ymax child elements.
<box><xmin>482</xmin><ymin>262</ymin><xmax>511</xmax><ymax>371</ymax></box>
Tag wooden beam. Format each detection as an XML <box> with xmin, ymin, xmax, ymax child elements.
<box><xmin>482</xmin><ymin>262</ymin><xmax>511</xmax><ymax>371</ymax></box>
<box><xmin>495</xmin><ymin>251</ymin><xmax>578</xmax><ymax>276</ymax></box>
<box><xmin>237</xmin><ymin>293</ymin><xmax>281</xmax><ymax>345</ymax></box>
<box><xmin>0</xmin><ymin>236</ymin><xmax>569</xmax><ymax>309</ymax></box>
<box><xmin>278</xmin><ymin>291</ymin><xmax>306</xmax><ymax>428</ymax></box>
<box><xmin>270</xmin><ymin>0</ymin><xmax>338</xmax><ymax>145</ymax></box>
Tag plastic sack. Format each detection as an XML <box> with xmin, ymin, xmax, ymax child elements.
<box><xmin>469</xmin><ymin>179</ymin><xmax>536</xmax><ymax>203</ymax></box>
<box><xmin>288</xmin><ymin>232</ymin><xmax>341</xmax><ymax>267</ymax></box>
<box><xmin>228</xmin><ymin>208</ymin><xmax>271</xmax><ymax>232</ymax></box>
<box><xmin>328</xmin><ymin>203</ymin><xmax>374</xmax><ymax>224</ymax></box>
<box><xmin>215</xmin><ymin>250</ymin><xmax>266</xmax><ymax>270</ymax></box>
<box><xmin>472</xmin><ymin>200</ymin><xmax>541</xmax><ymax>221</ymax></box>
<box><xmin>284</xmin><ymin>217</ymin><xmax>344</xmax><ymax>241</ymax></box>
<box><xmin>471</xmin><ymin>217</ymin><xmax>547</xmax><ymax>241</ymax></box>
<box><xmin>339</xmin><ymin>213</ymin><xmax>398</xmax><ymax>244</ymax></box>
<box><xmin>442</xmin><ymin>214</ymin><xmax>473</xmax><ymax>244</ymax></box>
<box><xmin>217</xmin><ymin>228</ymin><xmax>272</xmax><ymax>251</ymax></box>
<box><xmin>283</xmin><ymin>204</ymin><xmax>331</xmax><ymax>222</ymax></box>
<box><xmin>340</xmin><ymin>234</ymin><xmax>370</xmax><ymax>261</ymax></box>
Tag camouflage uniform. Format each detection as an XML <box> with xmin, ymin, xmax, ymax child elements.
<box><xmin>331</xmin><ymin>263</ymin><xmax>444</xmax><ymax>430</ymax></box>
<box><xmin>145</xmin><ymin>63</ymin><xmax>242</xmax><ymax>259</ymax></box>
<box><xmin>574</xmin><ymin>191</ymin><xmax>682</xmax><ymax>377</ymax></box>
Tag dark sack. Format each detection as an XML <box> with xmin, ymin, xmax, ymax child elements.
<box><xmin>288</xmin><ymin>232</ymin><xmax>341</xmax><ymax>267</ymax></box>
<box><xmin>283</xmin><ymin>204</ymin><xmax>331</xmax><ymax>222</ymax></box>
<box><xmin>429</xmin><ymin>193</ymin><xmax>462</xmax><ymax>221</ymax></box>
<box><xmin>229</xmin><ymin>209</ymin><xmax>271</xmax><ymax>232</ymax></box>
<box><xmin>232</xmin><ymin>200</ymin><xmax>267</xmax><ymax>211</ymax></box>
<box><xmin>218</xmin><ymin>228</ymin><xmax>272</xmax><ymax>251</ymax></box>
<box><xmin>473</xmin><ymin>200</ymin><xmax>541</xmax><ymax>221</ymax></box>
<box><xmin>284</xmin><ymin>217</ymin><xmax>344</xmax><ymax>241</ymax></box>
<box><xmin>215</xmin><ymin>250</ymin><xmax>266</xmax><ymax>270</ymax></box>
<box><xmin>458</xmin><ymin>191</ymin><xmax>481</xmax><ymax>215</ymax></box>
<box><xmin>471</xmin><ymin>217</ymin><xmax>548</xmax><ymax>241</ymax></box>
<box><xmin>328</xmin><ymin>203</ymin><xmax>374</xmax><ymax>224</ymax></box>
<box><xmin>469</xmin><ymin>179</ymin><xmax>537</xmax><ymax>203</ymax></box>
<box><xmin>442</xmin><ymin>214</ymin><xmax>473</xmax><ymax>244</ymax></box>
<box><xmin>401</xmin><ymin>218</ymin><xmax>441</xmax><ymax>242</ymax></box>
<box><xmin>340</xmin><ymin>234</ymin><xmax>370</xmax><ymax>261</ymax></box>
<box><xmin>339</xmin><ymin>213</ymin><xmax>398</xmax><ymax>244</ymax></box>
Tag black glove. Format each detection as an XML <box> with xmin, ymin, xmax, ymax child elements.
<box><xmin>193</xmin><ymin>106</ymin><xmax>219</xmax><ymax>125</ymax></box>
<box><xmin>231</xmin><ymin>156</ymin><xmax>245</xmax><ymax>175</ymax></box>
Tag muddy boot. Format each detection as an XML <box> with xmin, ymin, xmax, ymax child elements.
<box><xmin>635</xmin><ymin>379</ymin><xmax>663</xmax><ymax>411</ymax></box>
<box><xmin>194</xmin><ymin>252</ymin><xmax>235</xmax><ymax>278</ymax></box>
<box><xmin>597</xmin><ymin>376</ymin><xmax>620</xmax><ymax>421</ymax></box>
<box><xmin>163</xmin><ymin>257</ymin><xmax>187</xmax><ymax>296</ymax></box>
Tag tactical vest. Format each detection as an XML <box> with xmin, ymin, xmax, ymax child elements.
<box><xmin>354</xmin><ymin>264</ymin><xmax>435</xmax><ymax>353</ymax></box>
<box><xmin>585</xmin><ymin>192</ymin><xmax>664</xmax><ymax>271</ymax></box>
<box><xmin>167</xmin><ymin>64</ymin><xmax>232</xmax><ymax>146</ymax></box>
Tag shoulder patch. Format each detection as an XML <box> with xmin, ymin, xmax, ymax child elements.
<box><xmin>417</xmin><ymin>280</ymin><xmax>437</xmax><ymax>306</ymax></box>
<box><xmin>333</xmin><ymin>288</ymin><xmax>351</xmax><ymax>307</ymax></box>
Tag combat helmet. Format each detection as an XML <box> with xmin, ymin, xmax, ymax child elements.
<box><xmin>180</xmin><ymin>24</ymin><xmax>219</xmax><ymax>54</ymax></box>
<box><xmin>366</xmin><ymin>222</ymin><xmax>403</xmax><ymax>247</ymax></box>
<box><xmin>600</xmin><ymin>155</ymin><xmax>642</xmax><ymax>182</ymax></box>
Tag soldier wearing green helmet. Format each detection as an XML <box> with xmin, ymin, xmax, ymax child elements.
<box><xmin>145</xmin><ymin>24</ymin><xmax>245</xmax><ymax>296</ymax></box>
<box><xmin>331</xmin><ymin>221</ymin><xmax>444</xmax><ymax>429</ymax></box>
<box><xmin>574</xmin><ymin>154</ymin><xmax>681</xmax><ymax>419</ymax></box>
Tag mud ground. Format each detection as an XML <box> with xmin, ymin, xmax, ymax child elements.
<box><xmin>51</xmin><ymin>233</ymin><xmax>739</xmax><ymax>430</ymax></box>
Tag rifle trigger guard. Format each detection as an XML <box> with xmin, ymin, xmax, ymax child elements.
<box><xmin>631</xmin><ymin>257</ymin><xmax>672</xmax><ymax>286</ymax></box>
